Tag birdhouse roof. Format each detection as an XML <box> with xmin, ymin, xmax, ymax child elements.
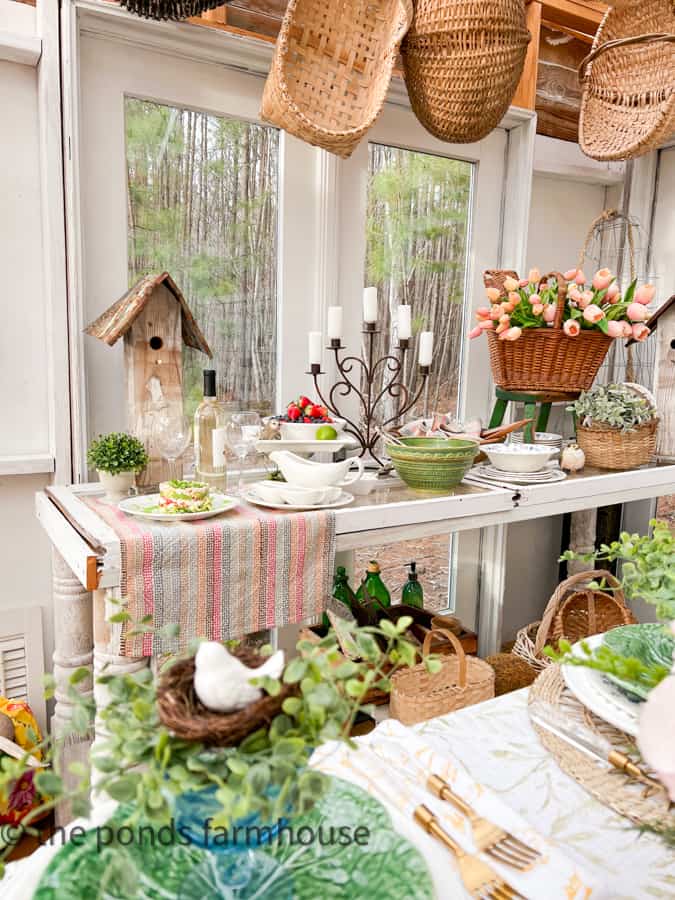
<box><xmin>84</xmin><ymin>272</ymin><xmax>212</xmax><ymax>357</ymax></box>
<box><xmin>626</xmin><ymin>294</ymin><xmax>675</xmax><ymax>345</ymax></box>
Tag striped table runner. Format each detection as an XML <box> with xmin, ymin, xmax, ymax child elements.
<box><xmin>84</xmin><ymin>497</ymin><xmax>336</xmax><ymax>657</ymax></box>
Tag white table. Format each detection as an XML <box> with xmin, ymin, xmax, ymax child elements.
<box><xmin>4</xmin><ymin>690</ymin><xmax>673</xmax><ymax>899</ymax></box>
<box><xmin>34</xmin><ymin>463</ymin><xmax>675</xmax><ymax>737</ymax></box>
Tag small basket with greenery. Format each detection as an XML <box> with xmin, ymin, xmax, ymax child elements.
<box><xmin>568</xmin><ymin>383</ymin><xmax>658</xmax><ymax>470</ymax></box>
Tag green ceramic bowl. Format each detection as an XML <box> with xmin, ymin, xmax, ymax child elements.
<box><xmin>387</xmin><ymin>437</ymin><xmax>480</xmax><ymax>463</ymax></box>
<box><xmin>388</xmin><ymin>454</ymin><xmax>477</xmax><ymax>493</ymax></box>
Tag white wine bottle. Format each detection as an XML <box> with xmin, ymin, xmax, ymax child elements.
<box><xmin>194</xmin><ymin>370</ymin><xmax>228</xmax><ymax>492</ymax></box>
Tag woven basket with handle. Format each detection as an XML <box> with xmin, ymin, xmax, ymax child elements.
<box><xmin>579</xmin><ymin>1</ymin><xmax>675</xmax><ymax>162</ymax></box>
<box><xmin>484</xmin><ymin>270</ymin><xmax>612</xmax><ymax>392</ymax></box>
<box><xmin>390</xmin><ymin>628</ymin><xmax>494</xmax><ymax>725</ymax></box>
<box><xmin>261</xmin><ymin>0</ymin><xmax>412</xmax><ymax>158</ymax></box>
<box><xmin>576</xmin><ymin>381</ymin><xmax>659</xmax><ymax>470</ymax></box>
<box><xmin>512</xmin><ymin>569</ymin><xmax>638</xmax><ymax>672</ymax></box>
<box><xmin>401</xmin><ymin>0</ymin><xmax>530</xmax><ymax>144</ymax></box>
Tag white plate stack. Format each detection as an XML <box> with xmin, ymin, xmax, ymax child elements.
<box><xmin>510</xmin><ymin>431</ymin><xmax>564</xmax><ymax>451</ymax></box>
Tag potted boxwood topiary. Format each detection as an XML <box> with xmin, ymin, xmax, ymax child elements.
<box><xmin>87</xmin><ymin>432</ymin><xmax>148</xmax><ymax>500</ymax></box>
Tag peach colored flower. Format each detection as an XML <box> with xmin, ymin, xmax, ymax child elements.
<box><xmin>563</xmin><ymin>268</ymin><xmax>578</xmax><ymax>281</ymax></box>
<box><xmin>518</xmin><ymin>278</ymin><xmax>529</xmax><ymax>288</ymax></box>
<box><xmin>490</xmin><ymin>305</ymin><xmax>503</xmax><ymax>320</ymax></box>
<box><xmin>607</xmin><ymin>320</ymin><xmax>625</xmax><ymax>338</ymax></box>
<box><xmin>627</xmin><ymin>302</ymin><xmax>649</xmax><ymax>322</ymax></box>
<box><xmin>532</xmin><ymin>303</ymin><xmax>544</xmax><ymax>316</ymax></box>
<box><xmin>528</xmin><ymin>268</ymin><xmax>540</xmax><ymax>284</ymax></box>
<box><xmin>543</xmin><ymin>304</ymin><xmax>557</xmax><ymax>323</ymax></box>
<box><xmin>468</xmin><ymin>325</ymin><xmax>483</xmax><ymax>339</ymax></box>
<box><xmin>528</xmin><ymin>293</ymin><xmax>541</xmax><ymax>305</ymax></box>
<box><xmin>478</xmin><ymin>319</ymin><xmax>494</xmax><ymax>331</ymax></box>
<box><xmin>621</xmin><ymin>321</ymin><xmax>633</xmax><ymax>338</ymax></box>
<box><xmin>592</xmin><ymin>268</ymin><xmax>613</xmax><ymax>291</ymax></box>
<box><xmin>501</xmin><ymin>326</ymin><xmax>522</xmax><ymax>342</ymax></box>
<box><xmin>578</xmin><ymin>291</ymin><xmax>593</xmax><ymax>309</ymax></box>
<box><xmin>634</xmin><ymin>283</ymin><xmax>656</xmax><ymax>305</ymax></box>
<box><xmin>503</xmin><ymin>276</ymin><xmax>519</xmax><ymax>293</ymax></box>
<box><xmin>568</xmin><ymin>287</ymin><xmax>581</xmax><ymax>302</ymax></box>
<box><xmin>476</xmin><ymin>306</ymin><xmax>491</xmax><ymax>320</ymax></box>
<box><xmin>486</xmin><ymin>287</ymin><xmax>501</xmax><ymax>302</ymax></box>
<box><xmin>575</xmin><ymin>269</ymin><xmax>586</xmax><ymax>285</ymax></box>
<box><xmin>499</xmin><ymin>314</ymin><xmax>511</xmax><ymax>324</ymax></box>
<box><xmin>583</xmin><ymin>304</ymin><xmax>604</xmax><ymax>324</ymax></box>
<box><xmin>502</xmin><ymin>301</ymin><xmax>516</xmax><ymax>313</ymax></box>
<box><xmin>563</xmin><ymin>319</ymin><xmax>580</xmax><ymax>337</ymax></box>
<box><xmin>605</xmin><ymin>282</ymin><xmax>620</xmax><ymax>302</ymax></box>
<box><xmin>631</xmin><ymin>323</ymin><xmax>650</xmax><ymax>342</ymax></box>
<box><xmin>508</xmin><ymin>291</ymin><xmax>520</xmax><ymax>305</ymax></box>
<box><xmin>495</xmin><ymin>320</ymin><xmax>510</xmax><ymax>335</ymax></box>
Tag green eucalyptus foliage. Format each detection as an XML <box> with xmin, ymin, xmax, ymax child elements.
<box><xmin>87</xmin><ymin>432</ymin><xmax>149</xmax><ymax>475</ymax></box>
<box><xmin>568</xmin><ymin>383</ymin><xmax>656</xmax><ymax>433</ymax></box>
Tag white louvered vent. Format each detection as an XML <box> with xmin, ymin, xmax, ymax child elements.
<box><xmin>0</xmin><ymin>607</ymin><xmax>46</xmax><ymax>733</ymax></box>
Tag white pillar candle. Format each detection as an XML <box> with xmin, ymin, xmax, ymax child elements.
<box><xmin>308</xmin><ymin>331</ymin><xmax>323</xmax><ymax>366</ymax></box>
<box><xmin>397</xmin><ymin>304</ymin><xmax>411</xmax><ymax>340</ymax></box>
<box><xmin>327</xmin><ymin>306</ymin><xmax>343</xmax><ymax>340</ymax></box>
<box><xmin>363</xmin><ymin>286</ymin><xmax>378</xmax><ymax>323</ymax></box>
<box><xmin>418</xmin><ymin>331</ymin><xmax>434</xmax><ymax>366</ymax></box>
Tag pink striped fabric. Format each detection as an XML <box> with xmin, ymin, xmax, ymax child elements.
<box><xmin>84</xmin><ymin>497</ymin><xmax>336</xmax><ymax>657</ymax></box>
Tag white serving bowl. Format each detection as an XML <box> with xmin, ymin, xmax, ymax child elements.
<box><xmin>278</xmin><ymin>417</ymin><xmax>346</xmax><ymax>441</ymax></box>
<box><xmin>251</xmin><ymin>480</ymin><xmax>341</xmax><ymax>506</ymax></box>
<box><xmin>484</xmin><ymin>443</ymin><xmax>558</xmax><ymax>473</ymax></box>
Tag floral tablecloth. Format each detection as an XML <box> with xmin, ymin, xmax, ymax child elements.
<box><xmin>4</xmin><ymin>690</ymin><xmax>674</xmax><ymax>899</ymax></box>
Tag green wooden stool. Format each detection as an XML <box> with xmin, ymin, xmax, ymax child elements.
<box><xmin>488</xmin><ymin>388</ymin><xmax>579</xmax><ymax>443</ymax></box>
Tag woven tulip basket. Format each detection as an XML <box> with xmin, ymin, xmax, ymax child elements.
<box><xmin>512</xmin><ymin>569</ymin><xmax>637</xmax><ymax>672</ymax></box>
<box><xmin>484</xmin><ymin>270</ymin><xmax>612</xmax><ymax>392</ymax></box>
<box><xmin>390</xmin><ymin>628</ymin><xmax>494</xmax><ymax>726</ymax></box>
<box><xmin>576</xmin><ymin>419</ymin><xmax>658</xmax><ymax>470</ymax></box>
<box><xmin>157</xmin><ymin>647</ymin><xmax>297</xmax><ymax>747</ymax></box>
<box><xmin>261</xmin><ymin>0</ymin><xmax>412</xmax><ymax>158</ymax></box>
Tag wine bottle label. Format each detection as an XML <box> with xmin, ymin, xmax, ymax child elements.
<box><xmin>211</xmin><ymin>427</ymin><xmax>228</xmax><ymax>467</ymax></box>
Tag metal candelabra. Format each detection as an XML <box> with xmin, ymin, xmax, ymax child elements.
<box><xmin>307</xmin><ymin>323</ymin><xmax>431</xmax><ymax>465</ymax></box>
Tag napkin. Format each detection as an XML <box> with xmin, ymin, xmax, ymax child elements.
<box><xmin>311</xmin><ymin>719</ymin><xmax>607</xmax><ymax>899</ymax></box>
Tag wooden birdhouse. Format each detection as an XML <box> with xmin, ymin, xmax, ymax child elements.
<box><xmin>647</xmin><ymin>294</ymin><xmax>675</xmax><ymax>462</ymax></box>
<box><xmin>85</xmin><ymin>272</ymin><xmax>212</xmax><ymax>484</ymax></box>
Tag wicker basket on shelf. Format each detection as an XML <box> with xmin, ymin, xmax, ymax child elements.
<box><xmin>261</xmin><ymin>0</ymin><xmax>412</xmax><ymax>158</ymax></box>
<box><xmin>512</xmin><ymin>569</ymin><xmax>638</xmax><ymax>672</ymax></box>
<box><xmin>401</xmin><ymin>0</ymin><xmax>530</xmax><ymax>143</ymax></box>
<box><xmin>157</xmin><ymin>647</ymin><xmax>297</xmax><ymax>747</ymax></box>
<box><xmin>484</xmin><ymin>270</ymin><xmax>612</xmax><ymax>392</ymax></box>
<box><xmin>579</xmin><ymin>1</ymin><xmax>675</xmax><ymax>162</ymax></box>
<box><xmin>390</xmin><ymin>628</ymin><xmax>494</xmax><ymax>725</ymax></box>
<box><xmin>576</xmin><ymin>419</ymin><xmax>658</xmax><ymax>470</ymax></box>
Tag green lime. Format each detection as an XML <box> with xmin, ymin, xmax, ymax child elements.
<box><xmin>316</xmin><ymin>425</ymin><xmax>338</xmax><ymax>441</ymax></box>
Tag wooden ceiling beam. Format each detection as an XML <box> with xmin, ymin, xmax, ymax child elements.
<box><xmin>535</xmin><ymin>0</ymin><xmax>606</xmax><ymax>38</ymax></box>
<box><xmin>512</xmin><ymin>1</ymin><xmax>542</xmax><ymax>110</ymax></box>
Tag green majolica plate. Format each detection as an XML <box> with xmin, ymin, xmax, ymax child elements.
<box><xmin>34</xmin><ymin>777</ymin><xmax>433</xmax><ymax>900</ymax></box>
<box><xmin>603</xmin><ymin>623</ymin><xmax>674</xmax><ymax>701</ymax></box>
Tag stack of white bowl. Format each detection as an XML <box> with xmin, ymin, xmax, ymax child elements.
<box><xmin>510</xmin><ymin>431</ymin><xmax>563</xmax><ymax>452</ymax></box>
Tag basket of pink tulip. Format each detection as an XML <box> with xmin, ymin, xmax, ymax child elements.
<box><xmin>472</xmin><ymin>267</ymin><xmax>655</xmax><ymax>393</ymax></box>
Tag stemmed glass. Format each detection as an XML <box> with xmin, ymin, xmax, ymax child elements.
<box><xmin>155</xmin><ymin>414</ymin><xmax>193</xmax><ymax>482</ymax></box>
<box><xmin>226</xmin><ymin>412</ymin><xmax>261</xmax><ymax>494</ymax></box>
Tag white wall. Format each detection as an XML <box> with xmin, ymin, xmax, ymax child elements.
<box><xmin>651</xmin><ymin>147</ymin><xmax>675</xmax><ymax>299</ymax></box>
<box><xmin>0</xmin><ymin>3</ymin><xmax>54</xmax><ymax>674</ymax></box>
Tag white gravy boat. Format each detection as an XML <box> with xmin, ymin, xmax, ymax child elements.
<box><xmin>269</xmin><ymin>450</ymin><xmax>364</xmax><ymax>488</ymax></box>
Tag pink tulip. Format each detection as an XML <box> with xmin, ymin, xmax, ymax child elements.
<box><xmin>607</xmin><ymin>320</ymin><xmax>625</xmax><ymax>338</ymax></box>
<box><xmin>495</xmin><ymin>320</ymin><xmax>510</xmax><ymax>335</ymax></box>
<box><xmin>634</xmin><ymin>283</ymin><xmax>656</xmax><ymax>305</ymax></box>
<box><xmin>518</xmin><ymin>279</ymin><xmax>530</xmax><ymax>288</ymax></box>
<box><xmin>583</xmin><ymin>304</ymin><xmax>604</xmax><ymax>324</ymax></box>
<box><xmin>563</xmin><ymin>268</ymin><xmax>578</xmax><ymax>281</ymax></box>
<box><xmin>631</xmin><ymin>323</ymin><xmax>650</xmax><ymax>342</ymax></box>
<box><xmin>605</xmin><ymin>282</ymin><xmax>620</xmax><ymax>302</ymax></box>
<box><xmin>503</xmin><ymin>276</ymin><xmax>519</xmax><ymax>293</ymax></box>
<box><xmin>528</xmin><ymin>293</ymin><xmax>541</xmax><ymax>306</ymax></box>
<box><xmin>508</xmin><ymin>291</ymin><xmax>520</xmax><ymax>305</ymax></box>
<box><xmin>627</xmin><ymin>302</ymin><xmax>649</xmax><ymax>322</ymax></box>
<box><xmin>578</xmin><ymin>291</ymin><xmax>593</xmax><ymax>310</ymax></box>
<box><xmin>469</xmin><ymin>325</ymin><xmax>483</xmax><ymax>339</ymax></box>
<box><xmin>532</xmin><ymin>303</ymin><xmax>544</xmax><ymax>315</ymax></box>
<box><xmin>543</xmin><ymin>304</ymin><xmax>557</xmax><ymax>323</ymax></box>
<box><xmin>490</xmin><ymin>305</ymin><xmax>503</xmax><ymax>320</ymax></box>
<box><xmin>568</xmin><ymin>287</ymin><xmax>581</xmax><ymax>302</ymax></box>
<box><xmin>476</xmin><ymin>306</ymin><xmax>491</xmax><ymax>320</ymax></box>
<box><xmin>528</xmin><ymin>268</ymin><xmax>540</xmax><ymax>284</ymax></box>
<box><xmin>622</xmin><ymin>321</ymin><xmax>633</xmax><ymax>338</ymax></box>
<box><xmin>486</xmin><ymin>287</ymin><xmax>501</xmax><ymax>303</ymax></box>
<box><xmin>502</xmin><ymin>301</ymin><xmax>515</xmax><ymax>313</ymax></box>
<box><xmin>592</xmin><ymin>268</ymin><xmax>613</xmax><ymax>291</ymax></box>
<box><xmin>563</xmin><ymin>319</ymin><xmax>580</xmax><ymax>337</ymax></box>
<box><xmin>478</xmin><ymin>319</ymin><xmax>494</xmax><ymax>331</ymax></box>
<box><xmin>499</xmin><ymin>326</ymin><xmax>522</xmax><ymax>342</ymax></box>
<box><xmin>499</xmin><ymin>314</ymin><xmax>511</xmax><ymax>324</ymax></box>
<box><xmin>575</xmin><ymin>269</ymin><xmax>586</xmax><ymax>285</ymax></box>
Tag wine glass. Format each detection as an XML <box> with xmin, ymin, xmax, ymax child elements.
<box><xmin>226</xmin><ymin>412</ymin><xmax>261</xmax><ymax>494</ymax></box>
<box><xmin>155</xmin><ymin>415</ymin><xmax>192</xmax><ymax>482</ymax></box>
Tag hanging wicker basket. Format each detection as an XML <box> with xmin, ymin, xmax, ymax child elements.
<box><xmin>401</xmin><ymin>0</ymin><xmax>530</xmax><ymax>144</ymax></box>
<box><xmin>579</xmin><ymin>2</ymin><xmax>675</xmax><ymax>161</ymax></box>
<box><xmin>512</xmin><ymin>570</ymin><xmax>638</xmax><ymax>672</ymax></box>
<box><xmin>261</xmin><ymin>0</ymin><xmax>413</xmax><ymax>158</ymax></box>
<box><xmin>484</xmin><ymin>270</ymin><xmax>612</xmax><ymax>392</ymax></box>
<box><xmin>390</xmin><ymin>628</ymin><xmax>494</xmax><ymax>725</ymax></box>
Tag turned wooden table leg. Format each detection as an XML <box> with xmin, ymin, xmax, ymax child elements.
<box><xmin>568</xmin><ymin>509</ymin><xmax>598</xmax><ymax>575</ymax></box>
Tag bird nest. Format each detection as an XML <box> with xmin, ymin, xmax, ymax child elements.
<box><xmin>157</xmin><ymin>646</ymin><xmax>297</xmax><ymax>747</ymax></box>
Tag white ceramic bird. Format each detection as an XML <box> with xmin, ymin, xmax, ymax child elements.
<box><xmin>193</xmin><ymin>642</ymin><xmax>285</xmax><ymax>713</ymax></box>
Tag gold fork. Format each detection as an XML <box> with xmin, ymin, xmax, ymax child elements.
<box><xmin>427</xmin><ymin>774</ymin><xmax>541</xmax><ymax>871</ymax></box>
<box><xmin>414</xmin><ymin>804</ymin><xmax>524</xmax><ymax>900</ymax></box>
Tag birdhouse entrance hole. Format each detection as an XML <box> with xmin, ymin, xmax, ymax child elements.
<box><xmin>149</xmin><ymin>336</ymin><xmax>163</xmax><ymax>350</ymax></box>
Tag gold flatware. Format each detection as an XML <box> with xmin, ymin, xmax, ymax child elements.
<box><xmin>414</xmin><ymin>804</ymin><xmax>525</xmax><ymax>900</ymax></box>
<box><xmin>427</xmin><ymin>774</ymin><xmax>541</xmax><ymax>871</ymax></box>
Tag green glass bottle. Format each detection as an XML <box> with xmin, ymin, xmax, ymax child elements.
<box><xmin>401</xmin><ymin>561</ymin><xmax>424</xmax><ymax>609</ymax></box>
<box><xmin>356</xmin><ymin>561</ymin><xmax>391</xmax><ymax>612</ymax></box>
<box><xmin>322</xmin><ymin>566</ymin><xmax>357</xmax><ymax>628</ymax></box>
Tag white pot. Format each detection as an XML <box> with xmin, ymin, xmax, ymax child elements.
<box><xmin>98</xmin><ymin>469</ymin><xmax>136</xmax><ymax>501</ymax></box>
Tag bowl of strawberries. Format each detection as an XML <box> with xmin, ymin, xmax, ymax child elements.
<box><xmin>277</xmin><ymin>397</ymin><xmax>345</xmax><ymax>440</ymax></box>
